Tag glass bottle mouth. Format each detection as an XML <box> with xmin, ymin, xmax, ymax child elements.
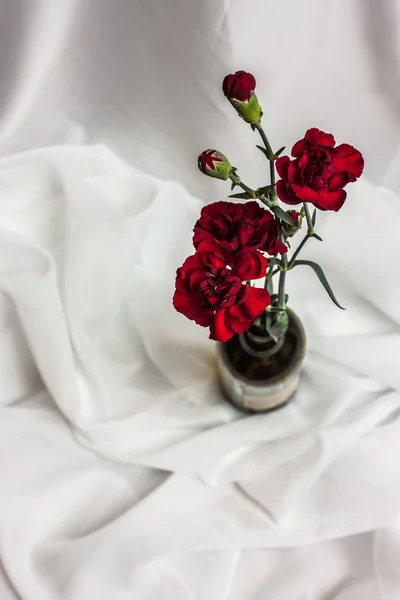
<box><xmin>239</xmin><ymin>324</ymin><xmax>284</xmax><ymax>358</ymax></box>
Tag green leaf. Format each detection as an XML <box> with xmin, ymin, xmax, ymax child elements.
<box><xmin>228</xmin><ymin>191</ymin><xmax>254</xmax><ymax>199</ymax></box>
<box><xmin>259</xmin><ymin>196</ymin><xmax>274</xmax><ymax>209</ymax></box>
<box><xmin>272</xmin><ymin>205</ymin><xmax>297</xmax><ymax>226</ymax></box>
<box><xmin>293</xmin><ymin>260</ymin><xmax>345</xmax><ymax>309</ymax></box>
<box><xmin>255</xmin><ymin>185</ymin><xmax>273</xmax><ymax>197</ymax></box>
<box><xmin>256</xmin><ymin>145</ymin><xmax>272</xmax><ymax>160</ymax></box>
<box><xmin>313</xmin><ymin>232</ymin><xmax>323</xmax><ymax>242</ymax></box>
<box><xmin>311</xmin><ymin>208</ymin><xmax>317</xmax><ymax>226</ymax></box>
<box><xmin>273</xmin><ymin>146</ymin><xmax>286</xmax><ymax>159</ymax></box>
<box><xmin>230</xmin><ymin>181</ymin><xmax>236</xmax><ymax>191</ymax></box>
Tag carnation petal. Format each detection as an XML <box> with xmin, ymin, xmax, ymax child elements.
<box><xmin>275</xmin><ymin>156</ymin><xmax>291</xmax><ymax>180</ymax></box>
<box><xmin>173</xmin><ymin>290</ymin><xmax>204</xmax><ymax>320</ymax></box>
<box><xmin>315</xmin><ymin>189</ymin><xmax>347</xmax><ymax>211</ymax></box>
<box><xmin>276</xmin><ymin>181</ymin><xmax>302</xmax><ymax>205</ymax></box>
<box><xmin>291</xmin><ymin>139</ymin><xmax>309</xmax><ymax>157</ymax></box>
<box><xmin>242</xmin><ymin>287</ymin><xmax>271</xmax><ymax>321</ymax></box>
<box><xmin>234</xmin><ymin>248</ymin><xmax>268</xmax><ymax>280</ymax></box>
<box><xmin>210</xmin><ymin>309</ymin><xmax>233</xmax><ymax>342</ymax></box>
<box><xmin>332</xmin><ymin>144</ymin><xmax>364</xmax><ymax>181</ymax></box>
<box><xmin>291</xmin><ymin>184</ymin><xmax>322</xmax><ymax>203</ymax></box>
<box><xmin>328</xmin><ymin>171</ymin><xmax>350</xmax><ymax>190</ymax></box>
<box><xmin>305</xmin><ymin>128</ymin><xmax>336</xmax><ymax>147</ymax></box>
<box><xmin>195</xmin><ymin>314</ymin><xmax>213</xmax><ymax>327</ymax></box>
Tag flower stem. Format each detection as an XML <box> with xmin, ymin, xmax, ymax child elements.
<box><xmin>264</xmin><ymin>263</ymin><xmax>275</xmax><ymax>291</ymax></box>
<box><xmin>288</xmin><ymin>233</ymin><xmax>310</xmax><ymax>269</ymax></box>
<box><xmin>255</xmin><ymin>125</ymin><xmax>275</xmax><ymax>201</ymax></box>
<box><xmin>255</xmin><ymin>124</ymin><xmax>288</xmax><ymax>311</ymax></box>
<box><xmin>303</xmin><ymin>202</ymin><xmax>314</xmax><ymax>234</ymax></box>
<box><xmin>229</xmin><ymin>174</ymin><xmax>256</xmax><ymax>198</ymax></box>
<box><xmin>278</xmin><ymin>252</ymin><xmax>287</xmax><ymax>309</ymax></box>
<box><xmin>302</xmin><ymin>201</ymin><xmax>324</xmax><ymax>241</ymax></box>
<box><xmin>239</xmin><ymin>181</ymin><xmax>256</xmax><ymax>197</ymax></box>
<box><xmin>257</xmin><ymin>126</ymin><xmax>274</xmax><ymax>158</ymax></box>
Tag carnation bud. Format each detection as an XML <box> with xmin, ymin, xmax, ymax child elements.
<box><xmin>198</xmin><ymin>150</ymin><xmax>232</xmax><ymax>180</ymax></box>
<box><xmin>222</xmin><ymin>71</ymin><xmax>262</xmax><ymax>125</ymax></box>
<box><xmin>230</xmin><ymin>94</ymin><xmax>262</xmax><ymax>125</ymax></box>
<box><xmin>281</xmin><ymin>210</ymin><xmax>302</xmax><ymax>237</ymax></box>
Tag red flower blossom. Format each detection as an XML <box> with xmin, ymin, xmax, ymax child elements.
<box><xmin>173</xmin><ymin>239</ymin><xmax>270</xmax><ymax>342</ymax></box>
<box><xmin>193</xmin><ymin>201</ymin><xmax>286</xmax><ymax>256</ymax></box>
<box><xmin>276</xmin><ymin>128</ymin><xmax>364</xmax><ymax>211</ymax></box>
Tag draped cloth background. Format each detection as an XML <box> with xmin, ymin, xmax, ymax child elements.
<box><xmin>1</xmin><ymin>2</ymin><xmax>400</xmax><ymax>599</ymax></box>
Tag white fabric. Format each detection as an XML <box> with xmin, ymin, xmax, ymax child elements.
<box><xmin>2</xmin><ymin>0</ymin><xmax>400</xmax><ymax>196</ymax></box>
<box><xmin>0</xmin><ymin>145</ymin><xmax>399</xmax><ymax>600</ymax></box>
<box><xmin>1</xmin><ymin>1</ymin><xmax>400</xmax><ymax>598</ymax></box>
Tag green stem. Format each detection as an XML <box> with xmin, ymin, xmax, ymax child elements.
<box><xmin>264</xmin><ymin>263</ymin><xmax>275</xmax><ymax>291</ymax></box>
<box><xmin>303</xmin><ymin>202</ymin><xmax>314</xmax><ymax>234</ymax></box>
<box><xmin>238</xmin><ymin>181</ymin><xmax>256</xmax><ymax>197</ymax></box>
<box><xmin>229</xmin><ymin>176</ymin><xmax>272</xmax><ymax>211</ymax></box>
<box><xmin>262</xmin><ymin>270</ymin><xmax>273</xmax><ymax>332</ymax></box>
<box><xmin>258</xmin><ymin>195</ymin><xmax>277</xmax><ymax>209</ymax></box>
<box><xmin>278</xmin><ymin>252</ymin><xmax>288</xmax><ymax>309</ymax></box>
<box><xmin>255</xmin><ymin>124</ymin><xmax>288</xmax><ymax>310</ymax></box>
<box><xmin>229</xmin><ymin>174</ymin><xmax>256</xmax><ymax>198</ymax></box>
<box><xmin>255</xmin><ymin>125</ymin><xmax>275</xmax><ymax>201</ymax></box>
<box><xmin>288</xmin><ymin>233</ymin><xmax>310</xmax><ymax>269</ymax></box>
<box><xmin>302</xmin><ymin>202</ymin><xmax>323</xmax><ymax>242</ymax></box>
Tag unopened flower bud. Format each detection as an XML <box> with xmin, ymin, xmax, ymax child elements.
<box><xmin>198</xmin><ymin>150</ymin><xmax>232</xmax><ymax>180</ymax></box>
<box><xmin>281</xmin><ymin>210</ymin><xmax>302</xmax><ymax>237</ymax></box>
<box><xmin>222</xmin><ymin>71</ymin><xmax>262</xmax><ymax>125</ymax></box>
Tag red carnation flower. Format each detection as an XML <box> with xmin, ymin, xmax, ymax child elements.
<box><xmin>173</xmin><ymin>239</ymin><xmax>270</xmax><ymax>342</ymax></box>
<box><xmin>193</xmin><ymin>201</ymin><xmax>286</xmax><ymax>256</ymax></box>
<box><xmin>276</xmin><ymin>128</ymin><xmax>364</xmax><ymax>211</ymax></box>
<box><xmin>222</xmin><ymin>71</ymin><xmax>256</xmax><ymax>102</ymax></box>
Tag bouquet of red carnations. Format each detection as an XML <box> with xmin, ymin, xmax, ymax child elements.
<box><xmin>173</xmin><ymin>71</ymin><xmax>363</xmax><ymax>347</ymax></box>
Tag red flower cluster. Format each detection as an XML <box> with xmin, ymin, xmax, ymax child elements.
<box><xmin>276</xmin><ymin>128</ymin><xmax>363</xmax><ymax>211</ymax></box>
<box><xmin>173</xmin><ymin>201</ymin><xmax>284</xmax><ymax>342</ymax></box>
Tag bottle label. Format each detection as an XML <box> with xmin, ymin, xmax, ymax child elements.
<box><xmin>243</xmin><ymin>374</ymin><xmax>299</xmax><ymax>412</ymax></box>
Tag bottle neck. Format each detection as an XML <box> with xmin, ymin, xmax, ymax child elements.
<box><xmin>239</xmin><ymin>325</ymin><xmax>284</xmax><ymax>358</ymax></box>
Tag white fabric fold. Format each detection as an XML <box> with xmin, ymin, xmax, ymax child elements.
<box><xmin>0</xmin><ymin>144</ymin><xmax>400</xmax><ymax>598</ymax></box>
<box><xmin>2</xmin><ymin>0</ymin><xmax>400</xmax><ymax>596</ymax></box>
